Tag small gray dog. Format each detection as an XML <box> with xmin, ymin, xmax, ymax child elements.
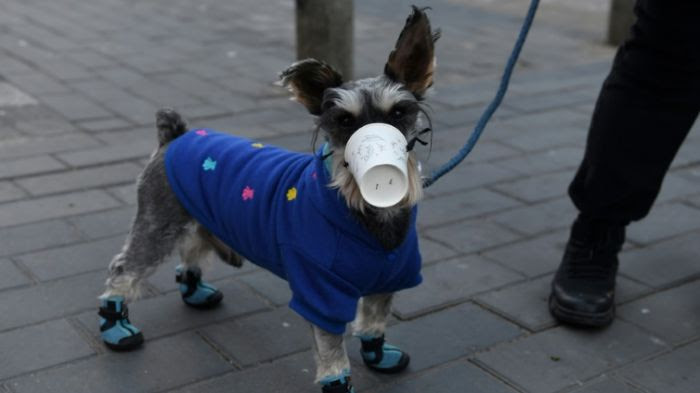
<box><xmin>98</xmin><ymin>7</ymin><xmax>439</xmax><ymax>393</ymax></box>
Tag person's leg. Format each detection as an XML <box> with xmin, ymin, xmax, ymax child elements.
<box><xmin>551</xmin><ymin>0</ymin><xmax>700</xmax><ymax>327</ymax></box>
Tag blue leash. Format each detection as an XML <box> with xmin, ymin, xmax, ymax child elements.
<box><xmin>423</xmin><ymin>0</ymin><xmax>540</xmax><ymax>188</ymax></box>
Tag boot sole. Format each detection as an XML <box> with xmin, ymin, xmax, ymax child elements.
<box><xmin>549</xmin><ymin>295</ymin><xmax>614</xmax><ymax>328</ymax></box>
<box><xmin>365</xmin><ymin>353</ymin><xmax>410</xmax><ymax>374</ymax></box>
<box><xmin>104</xmin><ymin>331</ymin><xmax>144</xmax><ymax>351</ymax></box>
<box><xmin>183</xmin><ymin>290</ymin><xmax>223</xmax><ymax>309</ymax></box>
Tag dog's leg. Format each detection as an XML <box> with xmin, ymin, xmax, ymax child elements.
<box><xmin>99</xmin><ymin>150</ymin><xmax>191</xmax><ymax>350</ymax></box>
<box><xmin>174</xmin><ymin>224</ymin><xmax>224</xmax><ymax>309</ymax></box>
<box><xmin>311</xmin><ymin>325</ymin><xmax>354</xmax><ymax>392</ymax></box>
<box><xmin>352</xmin><ymin>293</ymin><xmax>410</xmax><ymax>374</ymax></box>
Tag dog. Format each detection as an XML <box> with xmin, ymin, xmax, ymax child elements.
<box><xmin>98</xmin><ymin>7</ymin><xmax>439</xmax><ymax>393</ymax></box>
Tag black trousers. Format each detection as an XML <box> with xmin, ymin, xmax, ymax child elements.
<box><xmin>569</xmin><ymin>0</ymin><xmax>700</xmax><ymax>225</ymax></box>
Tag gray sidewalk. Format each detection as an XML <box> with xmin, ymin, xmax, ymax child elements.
<box><xmin>0</xmin><ymin>0</ymin><xmax>699</xmax><ymax>392</ymax></box>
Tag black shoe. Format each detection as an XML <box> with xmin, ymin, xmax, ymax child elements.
<box><xmin>549</xmin><ymin>216</ymin><xmax>625</xmax><ymax>328</ymax></box>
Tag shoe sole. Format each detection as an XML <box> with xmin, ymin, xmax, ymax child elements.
<box><xmin>548</xmin><ymin>295</ymin><xmax>614</xmax><ymax>328</ymax></box>
<box><xmin>365</xmin><ymin>353</ymin><xmax>410</xmax><ymax>374</ymax></box>
<box><xmin>104</xmin><ymin>331</ymin><xmax>144</xmax><ymax>351</ymax></box>
<box><xmin>183</xmin><ymin>290</ymin><xmax>224</xmax><ymax>310</ymax></box>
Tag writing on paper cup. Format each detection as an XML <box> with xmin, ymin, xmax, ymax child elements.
<box><xmin>345</xmin><ymin>123</ymin><xmax>409</xmax><ymax>207</ymax></box>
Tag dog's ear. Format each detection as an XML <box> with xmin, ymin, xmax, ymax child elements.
<box><xmin>384</xmin><ymin>6</ymin><xmax>440</xmax><ymax>99</ymax></box>
<box><xmin>279</xmin><ymin>59</ymin><xmax>344</xmax><ymax>115</ymax></box>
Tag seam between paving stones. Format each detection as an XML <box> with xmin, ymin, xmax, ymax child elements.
<box><xmin>194</xmin><ymin>330</ymin><xmax>241</xmax><ymax>369</ymax></box>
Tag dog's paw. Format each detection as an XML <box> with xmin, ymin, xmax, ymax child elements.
<box><xmin>99</xmin><ymin>296</ymin><xmax>144</xmax><ymax>351</ymax></box>
<box><xmin>175</xmin><ymin>265</ymin><xmax>223</xmax><ymax>309</ymax></box>
<box><xmin>359</xmin><ymin>335</ymin><xmax>410</xmax><ymax>374</ymax></box>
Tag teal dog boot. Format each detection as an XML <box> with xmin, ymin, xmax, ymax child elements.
<box><xmin>359</xmin><ymin>335</ymin><xmax>410</xmax><ymax>373</ymax></box>
<box><xmin>175</xmin><ymin>265</ymin><xmax>223</xmax><ymax>308</ymax></box>
<box><xmin>319</xmin><ymin>370</ymin><xmax>355</xmax><ymax>393</ymax></box>
<box><xmin>99</xmin><ymin>296</ymin><xmax>144</xmax><ymax>351</ymax></box>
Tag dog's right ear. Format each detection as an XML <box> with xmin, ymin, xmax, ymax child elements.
<box><xmin>279</xmin><ymin>59</ymin><xmax>343</xmax><ymax>115</ymax></box>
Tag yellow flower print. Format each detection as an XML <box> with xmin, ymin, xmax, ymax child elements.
<box><xmin>286</xmin><ymin>187</ymin><xmax>297</xmax><ymax>201</ymax></box>
<box><xmin>252</xmin><ymin>142</ymin><xmax>264</xmax><ymax>148</ymax></box>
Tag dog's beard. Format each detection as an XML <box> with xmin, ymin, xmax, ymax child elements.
<box><xmin>327</xmin><ymin>148</ymin><xmax>423</xmax><ymax>217</ymax></box>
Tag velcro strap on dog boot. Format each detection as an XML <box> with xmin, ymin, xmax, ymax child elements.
<box><xmin>99</xmin><ymin>296</ymin><xmax>143</xmax><ymax>351</ymax></box>
<box><xmin>359</xmin><ymin>335</ymin><xmax>410</xmax><ymax>374</ymax></box>
<box><xmin>319</xmin><ymin>371</ymin><xmax>355</xmax><ymax>393</ymax></box>
<box><xmin>175</xmin><ymin>265</ymin><xmax>223</xmax><ymax>309</ymax></box>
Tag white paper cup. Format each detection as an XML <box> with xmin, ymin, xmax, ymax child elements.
<box><xmin>344</xmin><ymin>123</ymin><xmax>409</xmax><ymax>208</ymax></box>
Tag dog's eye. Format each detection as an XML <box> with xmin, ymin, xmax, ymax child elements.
<box><xmin>391</xmin><ymin>108</ymin><xmax>405</xmax><ymax>119</ymax></box>
<box><xmin>337</xmin><ymin>114</ymin><xmax>354</xmax><ymax>127</ymax></box>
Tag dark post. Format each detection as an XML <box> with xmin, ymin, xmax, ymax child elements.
<box><xmin>295</xmin><ymin>0</ymin><xmax>354</xmax><ymax>79</ymax></box>
<box><xmin>607</xmin><ymin>0</ymin><xmax>636</xmax><ymax>46</ymax></box>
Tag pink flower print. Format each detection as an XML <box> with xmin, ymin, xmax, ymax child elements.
<box><xmin>311</xmin><ymin>171</ymin><xmax>318</xmax><ymax>180</ymax></box>
<box><xmin>242</xmin><ymin>186</ymin><xmax>255</xmax><ymax>201</ymax></box>
<box><xmin>195</xmin><ymin>129</ymin><xmax>208</xmax><ymax>136</ymax></box>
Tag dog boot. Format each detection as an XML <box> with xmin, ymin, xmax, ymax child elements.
<box><xmin>359</xmin><ymin>335</ymin><xmax>410</xmax><ymax>373</ymax></box>
<box><xmin>99</xmin><ymin>295</ymin><xmax>144</xmax><ymax>351</ymax></box>
<box><xmin>175</xmin><ymin>265</ymin><xmax>223</xmax><ymax>309</ymax></box>
<box><xmin>319</xmin><ymin>370</ymin><xmax>355</xmax><ymax>393</ymax></box>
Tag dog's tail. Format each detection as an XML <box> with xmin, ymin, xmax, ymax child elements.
<box><xmin>156</xmin><ymin>108</ymin><xmax>188</xmax><ymax>146</ymax></box>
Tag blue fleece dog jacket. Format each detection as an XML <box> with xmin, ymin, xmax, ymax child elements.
<box><xmin>164</xmin><ymin>129</ymin><xmax>422</xmax><ymax>334</ymax></box>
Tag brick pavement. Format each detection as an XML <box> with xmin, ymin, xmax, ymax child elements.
<box><xmin>0</xmin><ymin>0</ymin><xmax>698</xmax><ymax>392</ymax></box>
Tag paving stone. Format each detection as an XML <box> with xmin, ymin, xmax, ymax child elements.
<box><xmin>17</xmin><ymin>162</ymin><xmax>141</xmax><ymax>195</ymax></box>
<box><xmin>0</xmin><ymin>155</ymin><xmax>66</xmax><ymax>180</ymax></box>
<box><xmin>568</xmin><ymin>378</ymin><xmax>644</xmax><ymax>393</ymax></box>
<box><xmin>424</xmin><ymin>218</ymin><xmax>522</xmax><ymax>255</ymax></box>
<box><xmin>417</xmin><ymin>188</ymin><xmax>522</xmax><ymax>228</ymax></box>
<box><xmin>475</xmin><ymin>274</ymin><xmax>651</xmax><ymax>332</ymax></box>
<box><xmin>170</xmin><ymin>350</ymin><xmax>380</xmax><ymax>393</ymax></box>
<box><xmin>16</xmin><ymin>236</ymin><xmax>125</xmax><ymax>281</ymax></box>
<box><xmin>352</xmin><ymin>302</ymin><xmax>522</xmax><ymax>373</ymax></box>
<box><xmin>0</xmin><ymin>181</ymin><xmax>26</xmax><ymax>203</ymax></box>
<box><xmin>498</xmin><ymin>124</ymin><xmax>585</xmax><ymax>152</ymax></box>
<box><xmin>13</xmin><ymin>117</ymin><xmax>76</xmax><ymax>136</ymax></box>
<box><xmin>76</xmin><ymin>278</ymin><xmax>268</xmax><ymax>342</ymax></box>
<box><xmin>39</xmin><ymin>93</ymin><xmax>111</xmax><ymax>121</ymax></box>
<box><xmin>474</xmin><ymin>321</ymin><xmax>668</xmax><ymax>393</ymax></box>
<box><xmin>619</xmin><ymin>232</ymin><xmax>700</xmax><ymax>288</ymax></box>
<box><xmin>0</xmin><ymin>219</ymin><xmax>84</xmax><ymax>258</ymax></box>
<box><xmin>493</xmin><ymin>146</ymin><xmax>583</xmax><ymax>176</ymax></box>
<box><xmin>105</xmin><ymin>183</ymin><xmax>137</xmax><ymax>205</ymax></box>
<box><xmin>492</xmin><ymin>170</ymin><xmax>574</xmax><ymax>203</ymax></box>
<box><xmin>0</xmin><ymin>270</ymin><xmax>106</xmax><ymax>332</ymax></box>
<box><xmin>417</xmin><ymin>236</ymin><xmax>458</xmax><ymax>264</ymax></box>
<box><xmin>6</xmin><ymin>332</ymin><xmax>231</xmax><ymax>393</ymax></box>
<box><xmin>202</xmin><ymin>307</ymin><xmax>310</xmax><ymax>366</ymax></box>
<box><xmin>366</xmin><ymin>360</ymin><xmax>520</xmax><ymax>393</ymax></box>
<box><xmin>0</xmin><ymin>189</ymin><xmax>121</xmax><ymax>228</ymax></box>
<box><xmin>618</xmin><ymin>280</ymin><xmax>700</xmax><ymax>345</ymax></box>
<box><xmin>66</xmin><ymin>205</ymin><xmax>136</xmax><ymax>239</ymax></box>
<box><xmin>236</xmin><ymin>269</ymin><xmax>292</xmax><ymax>307</ymax></box>
<box><xmin>654</xmin><ymin>171</ymin><xmax>700</xmax><ymax>204</ymax></box>
<box><xmin>2</xmin><ymin>73</ymin><xmax>70</xmax><ymax>95</ymax></box>
<box><xmin>0</xmin><ymin>259</ymin><xmax>31</xmax><ymax>290</ymax></box>
<box><xmin>393</xmin><ymin>256</ymin><xmax>523</xmax><ymax>319</ymax></box>
<box><xmin>77</xmin><ymin>118</ymin><xmax>132</xmax><ymax>133</ymax></box>
<box><xmin>56</xmin><ymin>140</ymin><xmax>155</xmax><ymax>167</ymax></box>
<box><xmin>423</xmin><ymin>162</ymin><xmax>520</xmax><ymax>197</ymax></box>
<box><xmin>503</xmin><ymin>90</ymin><xmax>593</xmax><ymax>114</ymax></box>
<box><xmin>491</xmin><ymin>197</ymin><xmax>577</xmax><ymax>236</ymax></box>
<box><xmin>626</xmin><ymin>203</ymin><xmax>700</xmax><ymax>245</ymax></box>
<box><xmin>617</xmin><ymin>340</ymin><xmax>700</xmax><ymax>393</ymax></box>
<box><xmin>481</xmin><ymin>231</ymin><xmax>567</xmax><ymax>277</ymax></box>
<box><xmin>0</xmin><ymin>133</ymin><xmax>101</xmax><ymax>161</ymax></box>
<box><xmin>0</xmin><ymin>81</ymin><xmax>37</xmax><ymax>107</ymax></box>
<box><xmin>0</xmin><ymin>319</ymin><xmax>94</xmax><ymax>380</ymax></box>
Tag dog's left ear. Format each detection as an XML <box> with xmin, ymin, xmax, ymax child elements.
<box><xmin>385</xmin><ymin>6</ymin><xmax>440</xmax><ymax>99</ymax></box>
<box><xmin>279</xmin><ymin>59</ymin><xmax>343</xmax><ymax>115</ymax></box>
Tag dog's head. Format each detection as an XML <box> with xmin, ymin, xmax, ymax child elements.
<box><xmin>280</xmin><ymin>6</ymin><xmax>439</xmax><ymax>213</ymax></box>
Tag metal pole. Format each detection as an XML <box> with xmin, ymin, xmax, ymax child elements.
<box><xmin>296</xmin><ymin>0</ymin><xmax>354</xmax><ymax>79</ymax></box>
